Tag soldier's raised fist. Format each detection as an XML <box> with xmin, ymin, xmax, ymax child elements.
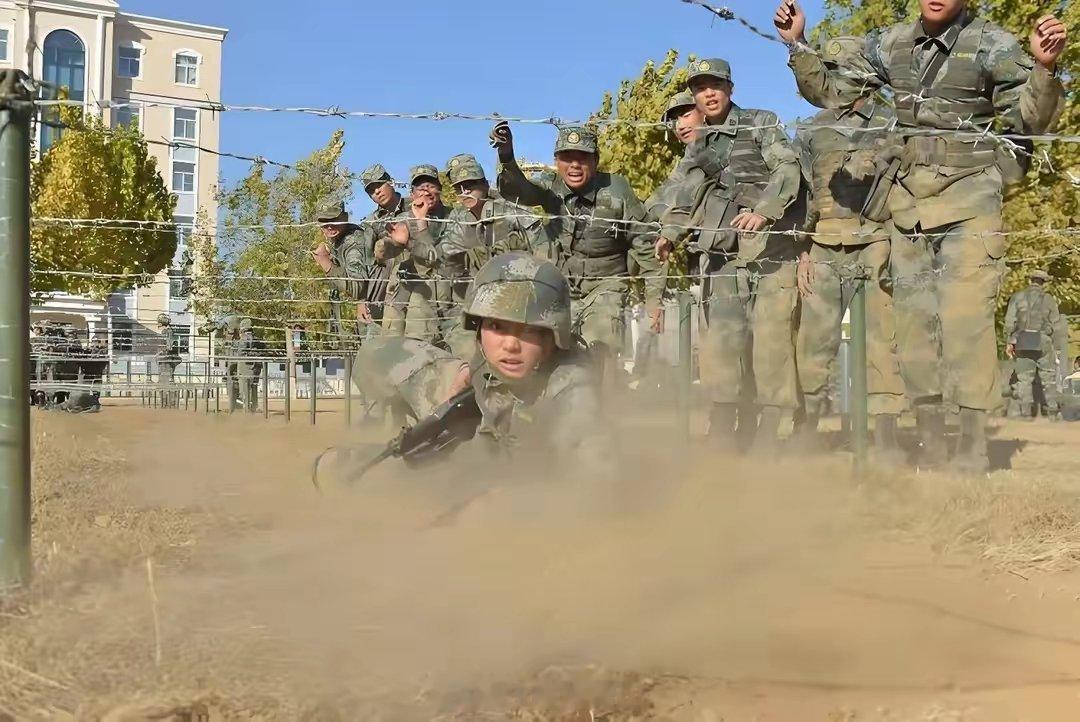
<box><xmin>489</xmin><ymin>120</ymin><xmax>514</xmax><ymax>157</ymax></box>
<box><xmin>1031</xmin><ymin>15</ymin><xmax>1067</xmax><ymax>70</ymax></box>
<box><xmin>773</xmin><ymin>0</ymin><xmax>807</xmax><ymax>45</ymax></box>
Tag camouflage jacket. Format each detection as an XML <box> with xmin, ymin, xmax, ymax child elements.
<box><xmin>352</xmin><ymin>336</ymin><xmax>466</xmax><ymax>419</ymax></box>
<box><xmin>788</xmin><ymin>14</ymin><xmax>1065</xmax><ymax>229</ymax></box>
<box><xmin>1004</xmin><ymin>285</ymin><xmax>1068</xmax><ymax>355</ymax></box>
<box><xmin>379</xmin><ymin>201</ymin><xmax>451</xmax><ymax>282</ymax></box>
<box><xmin>496</xmin><ymin>159</ymin><xmax>663</xmax><ymax>305</ymax></box>
<box><xmin>439</xmin><ymin>193</ymin><xmax>546</xmax><ymax>280</ymax></box>
<box><xmin>157</xmin><ymin>326</ymin><xmax>182</xmax><ymax>363</ymax></box>
<box><xmin>337</xmin><ymin>194</ymin><xmax>410</xmax><ymax>305</ymax></box>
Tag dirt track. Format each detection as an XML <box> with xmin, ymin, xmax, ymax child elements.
<box><xmin>6</xmin><ymin>403</ymin><xmax>1080</xmax><ymax>720</ymax></box>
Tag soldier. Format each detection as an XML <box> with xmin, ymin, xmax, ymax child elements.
<box><xmin>156</xmin><ymin>313</ymin><xmax>182</xmax><ymax>409</ymax></box>
<box><xmin>379</xmin><ymin>164</ymin><xmax>450</xmax><ymax>343</ymax></box>
<box><xmin>655</xmin><ymin>58</ymin><xmax>803</xmax><ymax>451</ymax></box>
<box><xmin>793</xmin><ymin>37</ymin><xmax>907</xmax><ymax>460</ymax></box>
<box><xmin>311</xmin><ymin>199</ymin><xmax>368</xmax><ymax>339</ymax></box>
<box><xmin>774</xmin><ymin>0</ymin><xmax>1067</xmax><ymax>471</ymax></box>
<box><xmin>645</xmin><ymin>89</ymin><xmax>706</xmax><ymax>222</ymax></box>
<box><xmin>490</xmin><ymin>121</ymin><xmax>664</xmax><ymax>378</ymax></box>
<box><xmin>1004</xmin><ymin>270</ymin><xmax>1070</xmax><ymax>419</ymax></box>
<box><xmin>439</xmin><ymin>152</ymin><xmax>547</xmax><ymax>358</ymax></box>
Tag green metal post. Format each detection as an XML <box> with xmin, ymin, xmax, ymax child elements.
<box><xmin>284</xmin><ymin>362</ymin><xmax>292</xmax><ymax>423</ymax></box>
<box><xmin>344</xmin><ymin>354</ymin><xmax>352</xmax><ymax>428</ymax></box>
<box><xmin>678</xmin><ymin>292</ymin><xmax>693</xmax><ymax>438</ymax></box>
<box><xmin>0</xmin><ymin>70</ymin><xmax>32</xmax><ymax>589</ymax></box>
<box><xmin>849</xmin><ymin>274</ymin><xmax>870</xmax><ymax>475</ymax></box>
<box><xmin>309</xmin><ymin>357</ymin><xmax>317</xmax><ymax>426</ymax></box>
<box><xmin>262</xmin><ymin>361</ymin><xmax>269</xmax><ymax>420</ymax></box>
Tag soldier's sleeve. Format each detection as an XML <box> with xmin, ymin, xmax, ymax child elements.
<box><xmin>438</xmin><ymin>216</ymin><xmax>469</xmax><ymax>265</ymax></box>
<box><xmin>752</xmin><ymin>117</ymin><xmax>802</xmax><ymax>221</ymax></box>
<box><xmin>496</xmin><ymin>155</ymin><xmax>560</xmax><ymax>213</ymax></box>
<box><xmin>788</xmin><ymin>33</ymin><xmax>886</xmax><ymax>109</ymax></box>
<box><xmin>621</xmin><ymin>187</ymin><xmax>665</xmax><ymax>308</ymax></box>
<box><xmin>1003</xmin><ymin>293</ymin><xmax>1019</xmax><ymax>342</ymax></box>
<box><xmin>498</xmin><ymin>207</ymin><xmax>542</xmax><ymax>254</ymax></box>
<box><xmin>645</xmin><ymin>153</ymin><xmax>694</xmax><ymax>222</ymax></box>
<box><xmin>659</xmin><ymin>163</ymin><xmax>708</xmax><ymax>243</ymax></box>
<box><xmin>986</xmin><ymin>29</ymin><xmax>1065</xmax><ymax>134</ymax></box>
<box><xmin>1048</xmin><ymin>298</ymin><xmax>1069</xmax><ymax>357</ymax></box>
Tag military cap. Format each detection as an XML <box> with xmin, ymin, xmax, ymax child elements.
<box><xmin>156</xmin><ymin>312</ymin><xmax>171</xmax><ymax>327</ymax></box>
<box><xmin>662</xmin><ymin>90</ymin><xmax>697</xmax><ymax>122</ymax></box>
<box><xmin>554</xmin><ymin>126</ymin><xmax>598</xmax><ymax>155</ymax></box>
<box><xmin>686</xmin><ymin>58</ymin><xmax>732</xmax><ymax>85</ymax></box>
<box><xmin>360</xmin><ymin>163</ymin><xmax>393</xmax><ymax>189</ymax></box>
<box><xmin>446</xmin><ymin>154</ymin><xmax>487</xmax><ymax>186</ymax></box>
<box><xmin>1030</xmin><ymin>270</ymin><xmax>1052</xmax><ymax>282</ymax></box>
<box><xmin>409</xmin><ymin>164</ymin><xmax>441</xmax><ymax>186</ymax></box>
<box><xmin>819</xmin><ymin>36</ymin><xmax>866</xmax><ymax>66</ymax></box>
<box><xmin>315</xmin><ymin>198</ymin><xmax>347</xmax><ymax>223</ymax></box>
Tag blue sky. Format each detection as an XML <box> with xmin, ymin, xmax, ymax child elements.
<box><xmin>124</xmin><ymin>0</ymin><xmax>828</xmax><ymax>215</ymax></box>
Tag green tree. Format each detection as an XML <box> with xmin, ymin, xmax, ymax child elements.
<box><xmin>30</xmin><ymin>106</ymin><xmax>177</xmax><ymax>297</ymax></box>
<box><xmin>594</xmin><ymin>49</ymin><xmax>696</xmax><ymax>200</ymax></box>
<box><xmin>813</xmin><ymin>0</ymin><xmax>1080</xmax><ymax>318</ymax></box>
<box><xmin>194</xmin><ymin>130</ymin><xmax>353</xmax><ymax>344</ymax></box>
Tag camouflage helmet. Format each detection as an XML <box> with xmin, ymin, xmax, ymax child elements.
<box><xmin>360</xmin><ymin>163</ymin><xmax>393</xmax><ymax>190</ymax></box>
<box><xmin>316</xmin><ymin>198</ymin><xmax>347</xmax><ymax>223</ymax></box>
<box><xmin>156</xmin><ymin>313</ymin><xmax>171</xmax><ymax>327</ymax></box>
<box><xmin>554</xmin><ymin>125</ymin><xmax>598</xmax><ymax>155</ymax></box>
<box><xmin>686</xmin><ymin>58</ymin><xmax>732</xmax><ymax>86</ymax></box>
<box><xmin>409</xmin><ymin>164</ymin><xmax>441</xmax><ymax>187</ymax></box>
<box><xmin>1030</xmin><ymin>269</ymin><xmax>1052</xmax><ymax>282</ymax></box>
<box><xmin>662</xmin><ymin>89</ymin><xmax>697</xmax><ymax>123</ymax></box>
<box><xmin>445</xmin><ymin>153</ymin><xmax>487</xmax><ymax>186</ymax></box>
<box><xmin>463</xmin><ymin>251</ymin><xmax>572</xmax><ymax>350</ymax></box>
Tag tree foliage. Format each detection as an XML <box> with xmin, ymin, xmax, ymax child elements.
<box><xmin>814</xmin><ymin>0</ymin><xmax>1080</xmax><ymax>319</ymax></box>
<box><xmin>191</xmin><ymin>130</ymin><xmax>353</xmax><ymax>342</ymax></box>
<box><xmin>594</xmin><ymin>49</ymin><xmax>696</xmax><ymax>200</ymax></box>
<box><xmin>30</xmin><ymin>105</ymin><xmax>177</xmax><ymax>297</ymax></box>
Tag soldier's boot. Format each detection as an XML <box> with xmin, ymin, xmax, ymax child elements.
<box><xmin>750</xmin><ymin>406</ymin><xmax>783</xmax><ymax>456</ymax></box>
<box><xmin>870</xmin><ymin>414</ymin><xmax>906</xmax><ymax>467</ymax></box>
<box><xmin>950</xmin><ymin>407</ymin><xmax>990</xmax><ymax>476</ymax></box>
<box><xmin>789</xmin><ymin>394</ymin><xmax>826</xmax><ymax>452</ymax></box>
<box><xmin>914</xmin><ymin>403</ymin><xmax>948</xmax><ymax>469</ymax></box>
<box><xmin>707</xmin><ymin>402</ymin><xmax>739</xmax><ymax>454</ymax></box>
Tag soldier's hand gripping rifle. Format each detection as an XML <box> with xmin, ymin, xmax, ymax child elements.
<box><xmin>311</xmin><ymin>387</ymin><xmax>483</xmax><ymax>491</ymax></box>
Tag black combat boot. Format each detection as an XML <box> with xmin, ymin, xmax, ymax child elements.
<box><xmin>708</xmin><ymin>402</ymin><xmax>739</xmax><ymax>453</ymax></box>
<box><xmin>950</xmin><ymin>407</ymin><xmax>989</xmax><ymax>475</ymax></box>
<box><xmin>750</xmin><ymin>406</ymin><xmax>783</xmax><ymax>455</ymax></box>
<box><xmin>870</xmin><ymin>413</ymin><xmax>906</xmax><ymax>467</ymax></box>
<box><xmin>914</xmin><ymin>402</ymin><xmax>948</xmax><ymax>469</ymax></box>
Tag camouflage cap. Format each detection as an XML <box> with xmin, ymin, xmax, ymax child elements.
<box><xmin>156</xmin><ymin>313</ymin><xmax>171</xmax><ymax>327</ymax></box>
<box><xmin>819</xmin><ymin>36</ymin><xmax>866</xmax><ymax>66</ymax></box>
<box><xmin>686</xmin><ymin>58</ymin><xmax>732</xmax><ymax>85</ymax></box>
<box><xmin>360</xmin><ymin>163</ymin><xmax>393</xmax><ymax>190</ymax></box>
<box><xmin>554</xmin><ymin>126</ymin><xmax>598</xmax><ymax>155</ymax></box>
<box><xmin>315</xmin><ymin>198</ymin><xmax>347</xmax><ymax>223</ymax></box>
<box><xmin>463</xmin><ymin>251</ymin><xmax>572</xmax><ymax>350</ymax></box>
<box><xmin>445</xmin><ymin>154</ymin><xmax>487</xmax><ymax>186</ymax></box>
<box><xmin>663</xmin><ymin>89</ymin><xmax>697</xmax><ymax>122</ymax></box>
<box><xmin>1031</xmin><ymin>270</ymin><xmax>1052</xmax><ymax>282</ymax></box>
<box><xmin>409</xmin><ymin>164</ymin><xmax>441</xmax><ymax>187</ymax></box>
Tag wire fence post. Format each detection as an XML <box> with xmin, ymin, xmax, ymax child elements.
<box><xmin>262</xmin><ymin>361</ymin><xmax>269</xmax><ymax>420</ymax></box>
<box><xmin>284</xmin><ymin>360</ymin><xmax>292</xmax><ymax>423</ymax></box>
<box><xmin>344</xmin><ymin>354</ymin><xmax>353</xmax><ymax>428</ymax></box>
<box><xmin>0</xmin><ymin>69</ymin><xmax>33</xmax><ymax>589</ymax></box>
<box><xmin>309</xmin><ymin>357</ymin><xmax>317</xmax><ymax>426</ymax></box>
<box><xmin>678</xmin><ymin>291</ymin><xmax>693</xmax><ymax>438</ymax></box>
<box><xmin>849</xmin><ymin>272</ymin><xmax>870</xmax><ymax>475</ymax></box>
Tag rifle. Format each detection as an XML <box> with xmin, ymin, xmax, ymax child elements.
<box><xmin>311</xmin><ymin>387</ymin><xmax>482</xmax><ymax>491</ymax></box>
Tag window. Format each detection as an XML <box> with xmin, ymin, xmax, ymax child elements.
<box><xmin>114</xmin><ymin>103</ymin><xmax>140</xmax><ymax>130</ymax></box>
<box><xmin>0</xmin><ymin>28</ymin><xmax>10</xmax><ymax>63</ymax></box>
<box><xmin>40</xmin><ymin>30</ymin><xmax>85</xmax><ymax>152</ymax></box>
<box><xmin>172</xmin><ymin>325</ymin><xmax>191</xmax><ymax>355</ymax></box>
<box><xmin>117</xmin><ymin>45</ymin><xmax>141</xmax><ymax>78</ymax></box>
<box><xmin>174</xmin><ymin>52</ymin><xmax>198</xmax><ymax>86</ymax></box>
<box><xmin>171</xmin><ymin>147</ymin><xmax>196</xmax><ymax>193</ymax></box>
<box><xmin>168</xmin><ymin>268</ymin><xmax>190</xmax><ymax>299</ymax></box>
<box><xmin>172</xmin><ymin>107</ymin><xmax>197</xmax><ymax>140</ymax></box>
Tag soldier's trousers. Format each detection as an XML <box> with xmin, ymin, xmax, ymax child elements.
<box><xmin>797</xmin><ymin>241</ymin><xmax>906</xmax><ymax>415</ymax></box>
<box><xmin>382</xmin><ymin>281</ymin><xmax>440</xmax><ymax>343</ymax></box>
<box><xmin>891</xmin><ymin>215</ymin><xmax>1004</xmax><ymax>411</ymax></box>
<box><xmin>1015</xmin><ymin>349</ymin><xmax>1059</xmax><ymax>410</ymax></box>
<box><xmin>700</xmin><ymin>255</ymin><xmax>798</xmax><ymax>409</ymax></box>
<box><xmin>159</xmin><ymin>362</ymin><xmax>178</xmax><ymax>408</ymax></box>
<box><xmin>571</xmin><ymin>280</ymin><xmax>627</xmax><ymax>353</ymax></box>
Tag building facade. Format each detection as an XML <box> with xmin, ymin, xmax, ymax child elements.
<box><xmin>1</xmin><ymin>0</ymin><xmax>226</xmax><ymax>359</ymax></box>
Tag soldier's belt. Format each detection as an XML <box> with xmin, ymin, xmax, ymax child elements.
<box><xmin>904</xmin><ymin>135</ymin><xmax>997</xmax><ymax>169</ymax></box>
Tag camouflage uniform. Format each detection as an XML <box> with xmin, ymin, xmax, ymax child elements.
<box><xmin>220</xmin><ymin>317</ymin><xmax>262</xmax><ymax>412</ymax></box>
<box><xmin>496</xmin><ymin>126</ymin><xmax>663</xmax><ymax>355</ymax></box>
<box><xmin>350</xmin><ymin>165</ymin><xmax>411</xmax><ymax>334</ymax></box>
<box><xmin>1004</xmin><ymin>271</ymin><xmax>1070</xmax><ymax>415</ymax></box>
<box><xmin>463</xmin><ymin>252</ymin><xmax>613</xmax><ymax>477</ymax></box>
<box><xmin>644</xmin><ymin>90</ymin><xmax>699</xmax><ymax>222</ymax></box>
<box><xmin>316</xmin><ymin>199</ymin><xmax>365</xmax><ymax>340</ymax></box>
<box><xmin>439</xmin><ymin>153</ymin><xmax>546</xmax><ymax>358</ymax></box>
<box><xmin>788</xmin><ymin>13</ymin><xmax>1065</xmax><ymax>467</ymax></box>
<box><xmin>379</xmin><ymin>164</ymin><xmax>449</xmax><ymax>343</ymax></box>
<box><xmin>662</xmin><ymin>59</ymin><xmax>803</xmax><ymax>438</ymax></box>
<box><xmin>351</xmin><ymin>336</ymin><xmax>467</xmax><ymax>421</ymax></box>
<box><xmin>156</xmin><ymin>313</ymin><xmax>181</xmax><ymax>409</ymax></box>
<box><xmin>794</xmin><ymin>38</ymin><xmax>907</xmax><ymax>433</ymax></box>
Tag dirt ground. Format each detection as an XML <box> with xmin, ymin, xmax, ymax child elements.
<box><xmin>5</xmin><ymin>400</ymin><xmax>1080</xmax><ymax>721</ymax></box>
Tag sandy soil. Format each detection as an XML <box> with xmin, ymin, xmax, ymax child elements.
<box><xmin>5</xmin><ymin>402</ymin><xmax>1080</xmax><ymax>721</ymax></box>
